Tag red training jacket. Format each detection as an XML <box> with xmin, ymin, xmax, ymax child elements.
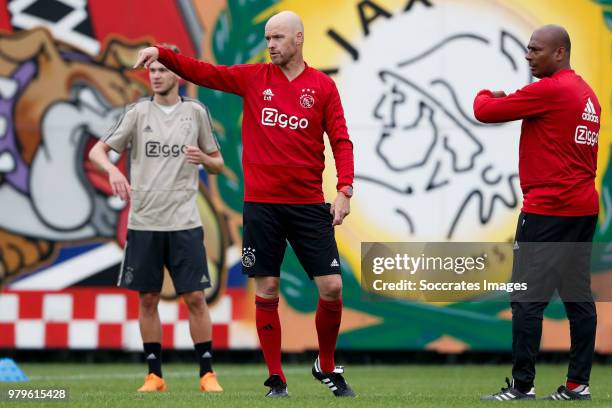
<box><xmin>474</xmin><ymin>69</ymin><xmax>600</xmax><ymax>216</ymax></box>
<box><xmin>157</xmin><ymin>46</ymin><xmax>354</xmax><ymax>204</ymax></box>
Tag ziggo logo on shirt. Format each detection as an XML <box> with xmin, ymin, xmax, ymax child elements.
<box><xmin>261</xmin><ymin>108</ymin><xmax>309</xmax><ymax>130</ymax></box>
<box><xmin>145</xmin><ymin>141</ymin><xmax>187</xmax><ymax>157</ymax></box>
<box><xmin>574</xmin><ymin>125</ymin><xmax>598</xmax><ymax>147</ymax></box>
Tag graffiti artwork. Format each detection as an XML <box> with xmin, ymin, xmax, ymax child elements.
<box><xmin>1</xmin><ymin>0</ymin><xmax>611</xmax><ymax>352</ymax></box>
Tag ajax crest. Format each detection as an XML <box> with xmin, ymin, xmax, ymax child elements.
<box><xmin>241</xmin><ymin>247</ymin><xmax>256</xmax><ymax>268</ymax></box>
<box><xmin>300</xmin><ymin>88</ymin><xmax>315</xmax><ymax>109</ymax></box>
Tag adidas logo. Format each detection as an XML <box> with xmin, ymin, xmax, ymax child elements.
<box><xmin>259</xmin><ymin>324</ymin><xmax>274</xmax><ymax>331</ymax></box>
<box><xmin>513</xmin><ymin>241</ymin><xmax>519</xmax><ymax>250</ymax></box>
<box><xmin>146</xmin><ymin>353</ymin><xmax>157</xmax><ymax>360</ymax></box>
<box><xmin>144</xmin><ymin>125</ymin><xmax>153</xmax><ymax>133</ymax></box>
<box><xmin>582</xmin><ymin>98</ymin><xmax>599</xmax><ymax>123</ymax></box>
<box><xmin>322</xmin><ymin>377</ymin><xmax>338</xmax><ymax>392</ymax></box>
<box><xmin>262</xmin><ymin>88</ymin><xmax>274</xmax><ymax>101</ymax></box>
<box><xmin>200</xmin><ymin>274</ymin><xmax>209</xmax><ymax>283</ymax></box>
<box><xmin>201</xmin><ymin>351</ymin><xmax>212</xmax><ymax>359</ymax></box>
<box><xmin>330</xmin><ymin>258</ymin><xmax>340</xmax><ymax>267</ymax></box>
<box><xmin>549</xmin><ymin>387</ymin><xmax>589</xmax><ymax>400</ymax></box>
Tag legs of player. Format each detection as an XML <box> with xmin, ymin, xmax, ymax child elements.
<box><xmin>313</xmin><ymin>275</ymin><xmax>342</xmax><ymax>373</ymax></box>
<box><xmin>542</xmin><ymin>301</ymin><xmax>596</xmax><ymax>400</ymax></box>
<box><xmin>480</xmin><ymin>300</ymin><xmax>545</xmax><ymax>400</ymax></box>
<box><xmin>554</xmin><ymin>232</ymin><xmax>596</xmax><ymax>400</ymax></box>
<box><xmin>137</xmin><ymin>292</ymin><xmax>166</xmax><ymax>392</ymax></box>
<box><xmin>511</xmin><ymin>301</ymin><xmax>548</xmax><ymax>392</ymax></box>
<box><xmin>311</xmin><ymin>274</ymin><xmax>354</xmax><ymax>397</ymax></box>
<box><xmin>255</xmin><ymin>277</ymin><xmax>283</xmax><ymax>380</ymax></box>
<box><xmin>543</xmin><ymin>302</ymin><xmax>595</xmax><ymax>400</ymax></box>
<box><xmin>182</xmin><ymin>290</ymin><xmax>223</xmax><ymax>392</ymax></box>
<box><xmin>255</xmin><ymin>276</ymin><xmax>288</xmax><ymax>397</ymax></box>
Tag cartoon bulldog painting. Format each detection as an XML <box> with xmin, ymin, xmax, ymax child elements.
<box><xmin>0</xmin><ymin>28</ymin><xmax>139</xmax><ymax>278</ymax></box>
<box><xmin>0</xmin><ymin>28</ymin><xmax>227</xmax><ymax>300</ymax></box>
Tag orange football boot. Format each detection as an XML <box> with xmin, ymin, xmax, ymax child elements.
<box><xmin>200</xmin><ymin>372</ymin><xmax>223</xmax><ymax>392</ymax></box>
<box><xmin>137</xmin><ymin>373</ymin><xmax>167</xmax><ymax>392</ymax></box>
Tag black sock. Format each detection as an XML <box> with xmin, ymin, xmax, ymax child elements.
<box><xmin>195</xmin><ymin>341</ymin><xmax>213</xmax><ymax>377</ymax></box>
<box><xmin>143</xmin><ymin>342</ymin><xmax>162</xmax><ymax>378</ymax></box>
<box><xmin>513</xmin><ymin>378</ymin><xmax>532</xmax><ymax>394</ymax></box>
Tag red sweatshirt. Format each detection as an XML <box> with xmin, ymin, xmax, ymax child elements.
<box><xmin>474</xmin><ymin>69</ymin><xmax>600</xmax><ymax>216</ymax></box>
<box><xmin>157</xmin><ymin>46</ymin><xmax>354</xmax><ymax>204</ymax></box>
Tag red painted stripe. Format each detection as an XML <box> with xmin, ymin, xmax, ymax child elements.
<box><xmin>72</xmin><ymin>290</ymin><xmax>96</xmax><ymax>319</ymax></box>
<box><xmin>98</xmin><ymin>323</ymin><xmax>123</xmax><ymax>348</ymax></box>
<box><xmin>126</xmin><ymin>292</ymin><xmax>140</xmax><ymax>320</ymax></box>
<box><xmin>161</xmin><ymin>324</ymin><xmax>173</xmax><ymax>348</ymax></box>
<box><xmin>0</xmin><ymin>323</ymin><xmax>15</xmax><ymax>347</ymax></box>
<box><xmin>45</xmin><ymin>323</ymin><xmax>68</xmax><ymax>348</ymax></box>
<box><xmin>87</xmin><ymin>0</ymin><xmax>196</xmax><ymax>57</ymax></box>
<box><xmin>0</xmin><ymin>0</ymin><xmax>12</xmax><ymax>32</ymax></box>
<box><xmin>18</xmin><ymin>292</ymin><xmax>43</xmax><ymax>319</ymax></box>
<box><xmin>212</xmin><ymin>324</ymin><xmax>228</xmax><ymax>349</ymax></box>
<box><xmin>226</xmin><ymin>288</ymin><xmax>250</xmax><ymax>320</ymax></box>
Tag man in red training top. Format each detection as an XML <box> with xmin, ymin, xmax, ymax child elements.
<box><xmin>134</xmin><ymin>10</ymin><xmax>354</xmax><ymax>398</ymax></box>
<box><xmin>475</xmin><ymin>25</ymin><xmax>601</xmax><ymax>401</ymax></box>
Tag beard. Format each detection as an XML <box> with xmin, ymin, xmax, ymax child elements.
<box><xmin>271</xmin><ymin>48</ymin><xmax>296</xmax><ymax>67</ymax></box>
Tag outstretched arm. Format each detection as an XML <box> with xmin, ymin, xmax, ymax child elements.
<box><xmin>134</xmin><ymin>46</ymin><xmax>247</xmax><ymax>95</ymax></box>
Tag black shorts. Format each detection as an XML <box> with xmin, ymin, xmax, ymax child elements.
<box><xmin>241</xmin><ymin>202</ymin><xmax>341</xmax><ymax>280</ymax></box>
<box><xmin>118</xmin><ymin>227</ymin><xmax>211</xmax><ymax>294</ymax></box>
<box><xmin>510</xmin><ymin>212</ymin><xmax>597</xmax><ymax>302</ymax></box>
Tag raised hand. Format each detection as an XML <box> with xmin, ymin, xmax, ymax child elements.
<box><xmin>133</xmin><ymin>47</ymin><xmax>160</xmax><ymax>69</ymax></box>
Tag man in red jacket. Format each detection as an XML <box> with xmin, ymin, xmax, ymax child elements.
<box><xmin>134</xmin><ymin>10</ymin><xmax>355</xmax><ymax>398</ymax></box>
<box><xmin>475</xmin><ymin>25</ymin><xmax>601</xmax><ymax>401</ymax></box>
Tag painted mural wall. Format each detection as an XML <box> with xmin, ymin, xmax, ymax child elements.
<box><xmin>0</xmin><ymin>0</ymin><xmax>611</xmax><ymax>352</ymax></box>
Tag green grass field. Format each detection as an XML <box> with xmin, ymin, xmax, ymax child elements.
<box><xmin>1</xmin><ymin>363</ymin><xmax>611</xmax><ymax>407</ymax></box>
